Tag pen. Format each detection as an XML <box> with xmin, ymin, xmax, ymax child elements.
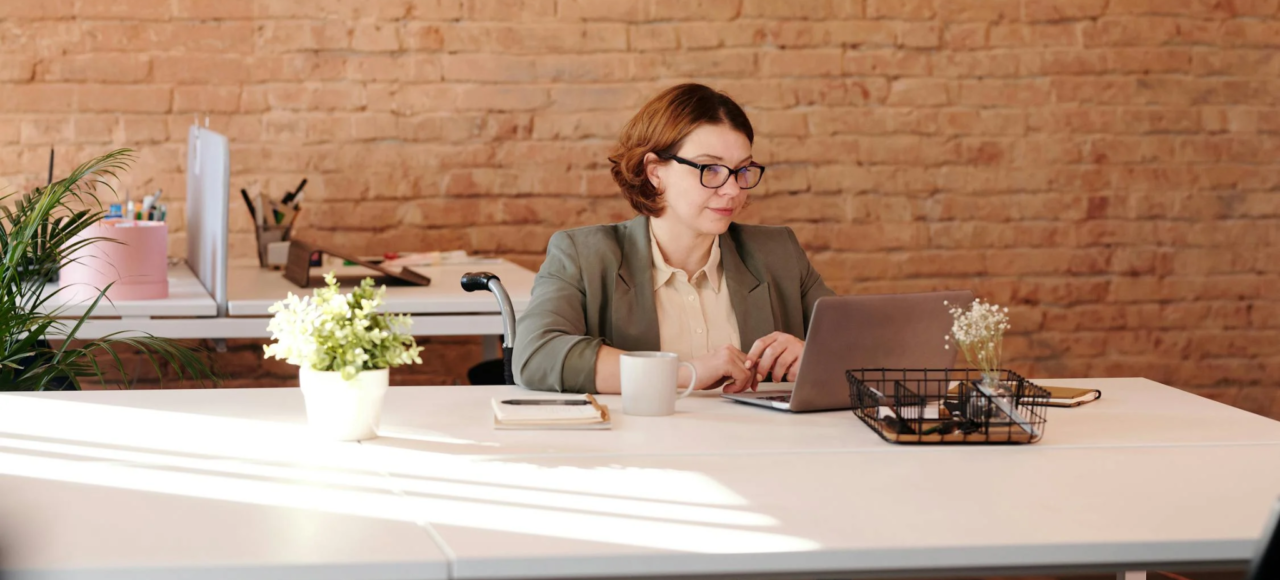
<box><xmin>501</xmin><ymin>399</ymin><xmax>592</xmax><ymax>406</ymax></box>
<box><xmin>282</xmin><ymin>178</ymin><xmax>306</xmax><ymax>206</ymax></box>
<box><xmin>241</xmin><ymin>189</ymin><xmax>257</xmax><ymax>223</ymax></box>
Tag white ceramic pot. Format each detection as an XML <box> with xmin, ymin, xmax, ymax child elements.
<box><xmin>298</xmin><ymin>366</ymin><xmax>389</xmax><ymax>441</ymax></box>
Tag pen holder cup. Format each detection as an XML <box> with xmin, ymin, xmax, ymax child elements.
<box><xmin>255</xmin><ymin>226</ymin><xmax>288</xmax><ymax>268</ymax></box>
<box><xmin>59</xmin><ymin>219</ymin><xmax>169</xmax><ymax>301</ymax></box>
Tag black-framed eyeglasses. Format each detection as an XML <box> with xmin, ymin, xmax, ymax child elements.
<box><xmin>659</xmin><ymin>154</ymin><xmax>766</xmax><ymax>190</ymax></box>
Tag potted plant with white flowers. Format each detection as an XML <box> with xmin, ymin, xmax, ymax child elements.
<box><xmin>264</xmin><ymin>273</ymin><xmax>423</xmax><ymax>441</ymax></box>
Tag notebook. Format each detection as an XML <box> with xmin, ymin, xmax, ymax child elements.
<box><xmin>491</xmin><ymin>394</ymin><xmax>611</xmax><ymax>430</ymax></box>
<box><xmin>1038</xmin><ymin>385</ymin><xmax>1102</xmax><ymax>408</ymax></box>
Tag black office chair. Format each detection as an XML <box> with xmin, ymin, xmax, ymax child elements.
<box><xmin>1155</xmin><ymin>498</ymin><xmax>1279</xmax><ymax>580</ymax></box>
<box><xmin>460</xmin><ymin>272</ymin><xmax>516</xmax><ymax>385</ymax></box>
<box><xmin>1246</xmin><ymin>498</ymin><xmax>1279</xmax><ymax>580</ymax></box>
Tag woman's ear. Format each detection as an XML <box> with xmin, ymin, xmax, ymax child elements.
<box><xmin>643</xmin><ymin>152</ymin><xmax>662</xmax><ymax>190</ymax></box>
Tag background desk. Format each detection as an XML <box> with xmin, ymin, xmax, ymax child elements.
<box><xmin>224</xmin><ymin>258</ymin><xmax>534</xmax><ymax>338</ymax></box>
<box><xmin>41</xmin><ymin>264</ymin><xmax>219</xmax><ymax>340</ymax></box>
<box><xmin>42</xmin><ymin>259</ymin><xmax>535</xmax><ymax>342</ymax></box>
<box><xmin>2</xmin><ymin>378</ymin><xmax>1278</xmax><ymax>580</ymax></box>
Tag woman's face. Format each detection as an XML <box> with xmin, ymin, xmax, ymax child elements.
<box><xmin>647</xmin><ymin>123</ymin><xmax>754</xmax><ymax>236</ymax></box>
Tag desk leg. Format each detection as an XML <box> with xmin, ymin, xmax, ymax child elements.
<box><xmin>482</xmin><ymin>335</ymin><xmax>501</xmax><ymax>361</ymax></box>
<box><xmin>1118</xmin><ymin>571</ymin><xmax>1147</xmax><ymax>580</ymax></box>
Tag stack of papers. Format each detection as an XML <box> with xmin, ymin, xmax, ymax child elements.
<box><xmin>491</xmin><ymin>394</ymin><xmax>611</xmax><ymax>430</ymax></box>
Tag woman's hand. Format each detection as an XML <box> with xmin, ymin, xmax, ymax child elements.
<box><xmin>684</xmin><ymin>345</ymin><xmax>758</xmax><ymax>393</ymax></box>
<box><xmin>746</xmin><ymin>332</ymin><xmax>805</xmax><ymax>383</ymax></box>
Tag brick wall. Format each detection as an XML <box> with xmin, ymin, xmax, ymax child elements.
<box><xmin>3</xmin><ymin>0</ymin><xmax>1277</xmax><ymax>416</ymax></box>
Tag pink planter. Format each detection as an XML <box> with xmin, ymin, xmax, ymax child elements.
<box><xmin>59</xmin><ymin>219</ymin><xmax>169</xmax><ymax>301</ymax></box>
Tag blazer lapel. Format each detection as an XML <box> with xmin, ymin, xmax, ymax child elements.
<box><xmin>721</xmin><ymin>228</ymin><xmax>774</xmax><ymax>351</ymax></box>
<box><xmin>610</xmin><ymin>216</ymin><xmax>660</xmax><ymax>352</ymax></box>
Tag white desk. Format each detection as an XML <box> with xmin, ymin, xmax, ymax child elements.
<box><xmin>42</xmin><ymin>259</ymin><xmax>536</xmax><ymax>341</ymax></box>
<box><xmin>3</xmin><ymin>379</ymin><xmax>1277</xmax><ymax>580</ymax></box>
<box><xmin>42</xmin><ymin>264</ymin><xmax>219</xmax><ymax>339</ymax></box>
<box><xmin>223</xmin><ymin>259</ymin><xmax>534</xmax><ymax>338</ymax></box>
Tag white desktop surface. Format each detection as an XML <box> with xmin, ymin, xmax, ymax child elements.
<box><xmin>0</xmin><ymin>391</ymin><xmax>447</xmax><ymax>580</ymax></box>
<box><xmin>3</xmin><ymin>379</ymin><xmax>1278</xmax><ymax>580</ymax></box>
<box><xmin>363</xmin><ymin>378</ymin><xmax>1280</xmax><ymax>457</ymax></box>
<box><xmin>414</xmin><ymin>445</ymin><xmax>1280</xmax><ymax>580</ymax></box>
<box><xmin>41</xmin><ymin>263</ymin><xmax>217</xmax><ymax>319</ymax></box>
<box><xmin>226</xmin><ymin>259</ymin><xmax>534</xmax><ymax>317</ymax></box>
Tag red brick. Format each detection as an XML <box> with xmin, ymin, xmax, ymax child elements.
<box><xmin>1108</xmin><ymin>0</ymin><xmax>1263</xmax><ymax>18</ymax></box>
<box><xmin>886</xmin><ymin>78</ymin><xmax>950</xmax><ymax>106</ymax></box>
<box><xmin>898</xmin><ymin>22</ymin><xmax>942</xmax><ymax>48</ymax></box>
<box><xmin>1082</xmin><ymin>17</ymin><xmax>1179</xmax><ymax>46</ymax></box>
<box><xmin>0</xmin><ymin>85</ymin><xmax>75</xmax><ymax>113</ymax></box>
<box><xmin>866</xmin><ymin>0</ymin><xmax>934</xmax><ymax>20</ymax></box>
<box><xmin>352</xmin><ymin>22</ymin><xmax>402</xmax><ymax>52</ymax></box>
<box><xmin>1194</xmin><ymin>50</ymin><xmax>1280</xmax><ymax>77</ymax></box>
<box><xmin>153</xmin><ymin>55</ymin><xmax>248</xmax><ymax>84</ymax></box>
<box><xmin>1026</xmin><ymin>0</ymin><xmax>1108</xmax><ymax>21</ymax></box>
<box><xmin>741</xmin><ymin>0</ymin><xmax>862</xmax><ymax>19</ymax></box>
<box><xmin>173</xmin><ymin>86</ymin><xmax>241</xmax><ymax>113</ymax></box>
<box><xmin>1223</xmin><ymin>20</ymin><xmax>1280</xmax><ymax>47</ymax></box>
<box><xmin>560</xmin><ymin>0</ymin><xmax>647</xmax><ymax>21</ymax></box>
<box><xmin>455</xmin><ymin>86</ymin><xmax>549</xmax><ymax>112</ymax></box>
<box><xmin>939</xmin><ymin>109</ymin><xmax>1027</xmax><ymax>135</ymax></box>
<box><xmin>78</xmin><ymin>0</ymin><xmax>171</xmax><ymax>19</ymax></box>
<box><xmin>936</xmin><ymin>0</ymin><xmax>1019</xmax><ymax>21</ymax></box>
<box><xmin>760</xmin><ymin>49</ymin><xmax>843</xmax><ymax>77</ymax></box>
<box><xmin>84</xmin><ymin>22</ymin><xmax>255</xmax><ymax>54</ymax></box>
<box><xmin>175</xmin><ymin>0</ymin><xmax>255</xmax><ymax>19</ymax></box>
<box><xmin>989</xmin><ymin>23</ymin><xmax>1080</xmax><ymax>47</ymax></box>
<box><xmin>0</xmin><ymin>0</ymin><xmax>74</xmax><ymax>17</ymax></box>
<box><xmin>466</xmin><ymin>0</ymin><xmax>556</xmax><ymax>20</ymax></box>
<box><xmin>629</xmin><ymin>24</ymin><xmax>679</xmax><ymax>51</ymax></box>
<box><xmin>934</xmin><ymin>51</ymin><xmax>1021</xmax><ymax>77</ymax></box>
<box><xmin>944</xmin><ymin>23</ymin><xmax>989</xmax><ymax>49</ymax></box>
<box><xmin>957</xmin><ymin>79</ymin><xmax>1051</xmax><ymax>106</ymax></box>
<box><xmin>539</xmin><ymin>54</ymin><xmax>636</xmax><ymax>82</ymax></box>
<box><xmin>0</xmin><ymin>56</ymin><xmax>37</xmax><ymax>82</ymax></box>
<box><xmin>650</xmin><ymin>0</ymin><xmax>742</xmax><ymax>21</ymax></box>
<box><xmin>843</xmin><ymin>50</ymin><xmax>932</xmax><ymax>76</ymax></box>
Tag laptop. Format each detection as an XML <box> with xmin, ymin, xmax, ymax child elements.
<box><xmin>722</xmin><ymin>290</ymin><xmax>975</xmax><ymax>412</ymax></box>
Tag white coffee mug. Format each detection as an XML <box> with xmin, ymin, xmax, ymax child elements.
<box><xmin>620</xmin><ymin>351</ymin><xmax>698</xmax><ymax>417</ymax></box>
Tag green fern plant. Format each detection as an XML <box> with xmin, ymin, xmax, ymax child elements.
<box><xmin>1</xmin><ymin>148</ymin><xmax>218</xmax><ymax>391</ymax></box>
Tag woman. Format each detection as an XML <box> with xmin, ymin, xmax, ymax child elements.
<box><xmin>514</xmin><ymin>84</ymin><xmax>835</xmax><ymax>394</ymax></box>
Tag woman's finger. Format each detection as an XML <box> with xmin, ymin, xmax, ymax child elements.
<box><xmin>773</xmin><ymin>351</ymin><xmax>801</xmax><ymax>382</ymax></box>
<box><xmin>745</xmin><ymin>333</ymin><xmax>779</xmax><ymax>362</ymax></box>
<box><xmin>755</xmin><ymin>344</ymin><xmax>782</xmax><ymax>383</ymax></box>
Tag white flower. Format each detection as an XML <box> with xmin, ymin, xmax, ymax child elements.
<box><xmin>945</xmin><ymin>298</ymin><xmax>1011</xmax><ymax>377</ymax></box>
<box><xmin>263</xmin><ymin>272</ymin><xmax>425</xmax><ymax>380</ymax></box>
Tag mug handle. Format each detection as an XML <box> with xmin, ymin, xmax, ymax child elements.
<box><xmin>677</xmin><ymin>362</ymin><xmax>697</xmax><ymax>399</ymax></box>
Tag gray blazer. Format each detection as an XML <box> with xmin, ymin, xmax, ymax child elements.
<box><xmin>513</xmin><ymin>215</ymin><xmax>835</xmax><ymax>394</ymax></box>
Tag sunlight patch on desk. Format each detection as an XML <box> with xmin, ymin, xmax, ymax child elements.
<box><xmin>0</xmin><ymin>449</ymin><xmax>820</xmax><ymax>554</ymax></box>
<box><xmin>0</xmin><ymin>396</ymin><xmax>747</xmax><ymax>507</ymax></box>
<box><xmin>0</xmin><ymin>435</ymin><xmax>772</xmax><ymax>527</ymax></box>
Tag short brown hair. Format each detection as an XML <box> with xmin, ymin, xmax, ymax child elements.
<box><xmin>608</xmin><ymin>84</ymin><xmax>754</xmax><ymax>217</ymax></box>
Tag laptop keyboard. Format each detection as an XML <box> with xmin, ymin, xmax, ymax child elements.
<box><xmin>759</xmin><ymin>393</ymin><xmax>792</xmax><ymax>403</ymax></box>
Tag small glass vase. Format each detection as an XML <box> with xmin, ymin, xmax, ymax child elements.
<box><xmin>978</xmin><ymin>371</ymin><xmax>1013</xmax><ymax>421</ymax></box>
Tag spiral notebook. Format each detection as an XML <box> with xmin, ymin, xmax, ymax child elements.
<box><xmin>491</xmin><ymin>394</ymin><xmax>611</xmax><ymax>430</ymax></box>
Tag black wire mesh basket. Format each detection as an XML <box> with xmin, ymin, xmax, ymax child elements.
<box><xmin>846</xmin><ymin>368</ymin><xmax>1051</xmax><ymax>444</ymax></box>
